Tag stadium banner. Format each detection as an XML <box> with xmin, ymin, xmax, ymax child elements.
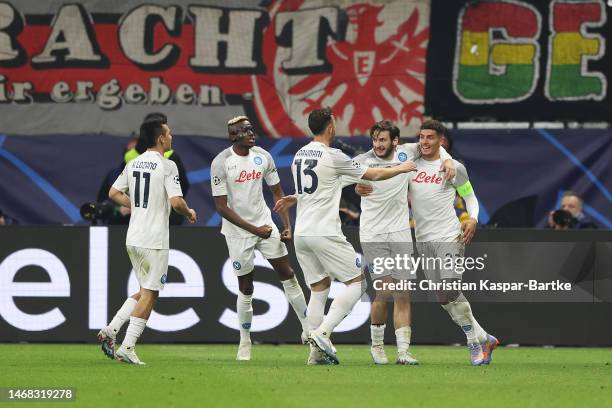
<box><xmin>1</xmin><ymin>130</ymin><xmax>610</xmax><ymax>229</ymax></box>
<box><xmin>426</xmin><ymin>0</ymin><xmax>612</xmax><ymax>121</ymax></box>
<box><xmin>0</xmin><ymin>0</ymin><xmax>429</xmax><ymax>136</ymax></box>
<box><xmin>1</xmin><ymin>226</ymin><xmax>612</xmax><ymax>345</ymax></box>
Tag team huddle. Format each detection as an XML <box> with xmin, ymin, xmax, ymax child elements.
<box><xmin>97</xmin><ymin>108</ymin><xmax>498</xmax><ymax>367</ymax></box>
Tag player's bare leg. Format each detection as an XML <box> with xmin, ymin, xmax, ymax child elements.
<box><xmin>438</xmin><ymin>285</ymin><xmax>487</xmax><ymax>365</ymax></box>
<box><xmin>370</xmin><ymin>279</ymin><xmax>391</xmax><ymax>365</ymax></box>
<box><xmin>393</xmin><ymin>288</ymin><xmax>418</xmax><ymax>365</ymax></box>
<box><xmin>235</xmin><ymin>273</ymin><xmax>254</xmax><ymax>361</ymax></box>
<box><xmin>116</xmin><ymin>288</ymin><xmax>158</xmax><ymax>365</ymax></box>
<box><xmin>98</xmin><ymin>291</ymin><xmax>142</xmax><ymax>359</ymax></box>
<box><xmin>268</xmin><ymin>256</ymin><xmax>309</xmax><ymax>343</ymax></box>
<box><xmin>310</xmin><ymin>275</ymin><xmax>367</xmax><ymax>365</ymax></box>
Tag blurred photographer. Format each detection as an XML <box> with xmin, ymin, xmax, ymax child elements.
<box><xmin>0</xmin><ymin>208</ymin><xmax>19</xmax><ymax>225</ymax></box>
<box><xmin>548</xmin><ymin>191</ymin><xmax>598</xmax><ymax>229</ymax></box>
<box><xmin>83</xmin><ymin>137</ymin><xmax>139</xmax><ymax>225</ymax></box>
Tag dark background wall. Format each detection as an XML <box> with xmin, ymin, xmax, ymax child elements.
<box><xmin>1</xmin><ymin>226</ymin><xmax>610</xmax><ymax>346</ymax></box>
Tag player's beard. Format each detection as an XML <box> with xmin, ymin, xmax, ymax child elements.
<box><xmin>374</xmin><ymin>145</ymin><xmax>394</xmax><ymax>159</ymax></box>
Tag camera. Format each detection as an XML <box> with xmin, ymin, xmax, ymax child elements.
<box><xmin>80</xmin><ymin>201</ymin><xmax>119</xmax><ymax>225</ymax></box>
<box><xmin>551</xmin><ymin>209</ymin><xmax>575</xmax><ymax>229</ymax></box>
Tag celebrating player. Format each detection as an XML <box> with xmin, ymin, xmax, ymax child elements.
<box><xmin>98</xmin><ymin>116</ymin><xmax>197</xmax><ymax>365</ymax></box>
<box><xmin>210</xmin><ymin>116</ymin><xmax>309</xmax><ymax>361</ymax></box>
<box><xmin>352</xmin><ymin>120</ymin><xmax>455</xmax><ymax>365</ymax></box>
<box><xmin>408</xmin><ymin>119</ymin><xmax>498</xmax><ymax>365</ymax></box>
<box><xmin>274</xmin><ymin>107</ymin><xmax>417</xmax><ymax>365</ymax></box>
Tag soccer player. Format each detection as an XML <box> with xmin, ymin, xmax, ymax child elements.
<box><xmin>352</xmin><ymin>120</ymin><xmax>455</xmax><ymax>365</ymax></box>
<box><xmin>274</xmin><ymin>108</ymin><xmax>417</xmax><ymax>365</ymax></box>
<box><xmin>210</xmin><ymin>116</ymin><xmax>309</xmax><ymax>361</ymax></box>
<box><xmin>408</xmin><ymin>119</ymin><xmax>498</xmax><ymax>366</ymax></box>
<box><xmin>98</xmin><ymin>116</ymin><xmax>197</xmax><ymax>365</ymax></box>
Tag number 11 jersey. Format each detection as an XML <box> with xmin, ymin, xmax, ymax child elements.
<box><xmin>112</xmin><ymin>150</ymin><xmax>183</xmax><ymax>249</ymax></box>
<box><xmin>292</xmin><ymin>141</ymin><xmax>367</xmax><ymax>237</ymax></box>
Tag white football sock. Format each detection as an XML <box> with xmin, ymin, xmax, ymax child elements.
<box><xmin>370</xmin><ymin>324</ymin><xmax>385</xmax><ymax>347</ymax></box>
<box><xmin>442</xmin><ymin>298</ymin><xmax>478</xmax><ymax>344</ymax></box>
<box><xmin>122</xmin><ymin>316</ymin><xmax>146</xmax><ymax>349</ymax></box>
<box><xmin>307</xmin><ymin>287</ymin><xmax>330</xmax><ymax>332</ymax></box>
<box><xmin>107</xmin><ymin>297</ymin><xmax>137</xmax><ymax>335</ymax></box>
<box><xmin>471</xmin><ymin>317</ymin><xmax>488</xmax><ymax>343</ymax></box>
<box><xmin>281</xmin><ymin>276</ymin><xmax>309</xmax><ymax>333</ymax></box>
<box><xmin>395</xmin><ymin>326</ymin><xmax>411</xmax><ymax>353</ymax></box>
<box><xmin>318</xmin><ymin>280</ymin><xmax>366</xmax><ymax>338</ymax></box>
<box><xmin>237</xmin><ymin>292</ymin><xmax>253</xmax><ymax>344</ymax></box>
<box><xmin>454</xmin><ymin>293</ymin><xmax>488</xmax><ymax>343</ymax></box>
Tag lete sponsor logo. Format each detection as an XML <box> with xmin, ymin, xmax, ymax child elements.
<box><xmin>413</xmin><ymin>171</ymin><xmax>443</xmax><ymax>184</ymax></box>
<box><xmin>234</xmin><ymin>170</ymin><xmax>262</xmax><ymax>183</ymax></box>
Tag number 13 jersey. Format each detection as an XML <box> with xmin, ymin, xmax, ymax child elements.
<box><xmin>292</xmin><ymin>141</ymin><xmax>367</xmax><ymax>237</ymax></box>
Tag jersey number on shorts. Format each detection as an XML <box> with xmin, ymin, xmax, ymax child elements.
<box><xmin>295</xmin><ymin>159</ymin><xmax>318</xmax><ymax>194</ymax></box>
<box><xmin>133</xmin><ymin>171</ymin><xmax>151</xmax><ymax>208</ymax></box>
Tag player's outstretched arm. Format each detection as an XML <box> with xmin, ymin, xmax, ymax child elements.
<box><xmin>213</xmin><ymin>195</ymin><xmax>272</xmax><ymax>238</ymax></box>
<box><xmin>169</xmin><ymin>196</ymin><xmax>197</xmax><ymax>224</ymax></box>
<box><xmin>362</xmin><ymin>160</ymin><xmax>417</xmax><ymax>181</ymax></box>
<box><xmin>108</xmin><ymin>187</ymin><xmax>130</xmax><ymax>208</ymax></box>
<box><xmin>268</xmin><ymin>183</ymin><xmax>292</xmax><ymax>242</ymax></box>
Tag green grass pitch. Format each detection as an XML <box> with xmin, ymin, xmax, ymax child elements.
<box><xmin>1</xmin><ymin>344</ymin><xmax>611</xmax><ymax>407</ymax></box>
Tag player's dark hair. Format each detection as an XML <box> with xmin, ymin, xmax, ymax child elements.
<box><xmin>144</xmin><ymin>112</ymin><xmax>168</xmax><ymax>123</ymax></box>
<box><xmin>420</xmin><ymin>119</ymin><xmax>447</xmax><ymax>137</ymax></box>
<box><xmin>308</xmin><ymin>107</ymin><xmax>333</xmax><ymax>135</ymax></box>
<box><xmin>370</xmin><ymin>120</ymin><xmax>400</xmax><ymax>140</ymax></box>
<box><xmin>136</xmin><ymin>113</ymin><xmax>168</xmax><ymax>152</ymax></box>
<box><xmin>140</xmin><ymin>118</ymin><xmax>166</xmax><ymax>149</ymax></box>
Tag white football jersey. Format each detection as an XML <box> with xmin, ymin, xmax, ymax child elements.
<box><xmin>210</xmin><ymin>146</ymin><xmax>280</xmax><ymax>237</ymax></box>
<box><xmin>352</xmin><ymin>144</ymin><xmax>452</xmax><ymax>241</ymax></box>
<box><xmin>408</xmin><ymin>158</ymin><xmax>470</xmax><ymax>242</ymax></box>
<box><xmin>112</xmin><ymin>150</ymin><xmax>183</xmax><ymax>249</ymax></box>
<box><xmin>292</xmin><ymin>141</ymin><xmax>367</xmax><ymax>237</ymax></box>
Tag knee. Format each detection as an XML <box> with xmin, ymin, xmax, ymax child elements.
<box><xmin>310</xmin><ymin>276</ymin><xmax>331</xmax><ymax>292</ymax></box>
<box><xmin>374</xmin><ymin>289</ymin><xmax>393</xmax><ymax>303</ymax></box>
<box><xmin>438</xmin><ymin>290</ymin><xmax>460</xmax><ymax>304</ymax></box>
<box><xmin>238</xmin><ymin>275</ymin><xmax>254</xmax><ymax>295</ymax></box>
<box><xmin>141</xmin><ymin>289</ymin><xmax>158</xmax><ymax>301</ymax></box>
<box><xmin>277</xmin><ymin>265</ymin><xmax>295</xmax><ymax>281</ymax></box>
<box><xmin>393</xmin><ymin>290</ymin><xmax>410</xmax><ymax>304</ymax></box>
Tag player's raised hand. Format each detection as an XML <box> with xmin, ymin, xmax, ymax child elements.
<box><xmin>280</xmin><ymin>228</ymin><xmax>292</xmax><ymax>243</ymax></box>
<box><xmin>274</xmin><ymin>195</ymin><xmax>297</xmax><ymax>213</ymax></box>
<box><xmin>187</xmin><ymin>209</ymin><xmax>197</xmax><ymax>224</ymax></box>
<box><xmin>461</xmin><ymin>218</ymin><xmax>477</xmax><ymax>244</ymax></box>
<box><xmin>441</xmin><ymin>159</ymin><xmax>456</xmax><ymax>181</ymax></box>
<box><xmin>254</xmin><ymin>224</ymin><xmax>273</xmax><ymax>239</ymax></box>
<box><xmin>355</xmin><ymin>183</ymin><xmax>373</xmax><ymax>197</ymax></box>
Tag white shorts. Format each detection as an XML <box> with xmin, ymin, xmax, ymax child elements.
<box><xmin>126</xmin><ymin>245</ymin><xmax>169</xmax><ymax>291</ymax></box>
<box><xmin>416</xmin><ymin>235</ymin><xmax>465</xmax><ymax>281</ymax></box>
<box><xmin>225</xmin><ymin>230</ymin><xmax>288</xmax><ymax>276</ymax></box>
<box><xmin>361</xmin><ymin>229</ymin><xmax>415</xmax><ymax>281</ymax></box>
<box><xmin>294</xmin><ymin>235</ymin><xmax>362</xmax><ymax>286</ymax></box>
